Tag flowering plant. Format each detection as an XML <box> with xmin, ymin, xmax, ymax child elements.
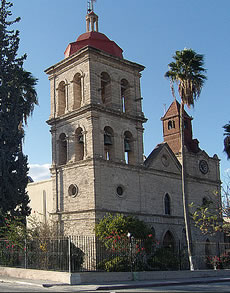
<box><xmin>207</xmin><ymin>256</ymin><xmax>221</xmax><ymax>269</ymax></box>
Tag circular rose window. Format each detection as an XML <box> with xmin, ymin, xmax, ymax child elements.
<box><xmin>68</xmin><ymin>184</ymin><xmax>79</xmax><ymax>197</ymax></box>
<box><xmin>116</xmin><ymin>186</ymin><xmax>124</xmax><ymax>197</ymax></box>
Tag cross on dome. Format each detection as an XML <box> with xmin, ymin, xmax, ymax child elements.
<box><xmin>87</xmin><ymin>0</ymin><xmax>96</xmax><ymax>13</ymax></box>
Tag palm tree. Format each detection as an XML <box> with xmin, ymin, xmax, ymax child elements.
<box><xmin>165</xmin><ymin>48</ymin><xmax>207</xmax><ymax>270</ymax></box>
<box><xmin>223</xmin><ymin>122</ymin><xmax>230</xmax><ymax>159</ymax></box>
<box><xmin>17</xmin><ymin>68</ymin><xmax>38</xmax><ymax>125</ymax></box>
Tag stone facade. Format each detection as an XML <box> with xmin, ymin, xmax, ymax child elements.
<box><xmin>27</xmin><ymin>10</ymin><xmax>223</xmax><ymax>261</ymax></box>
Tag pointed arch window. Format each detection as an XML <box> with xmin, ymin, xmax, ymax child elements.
<box><xmin>73</xmin><ymin>73</ymin><xmax>82</xmax><ymax>110</ymax></box>
<box><xmin>57</xmin><ymin>81</ymin><xmax>66</xmax><ymax>116</ymax></box>
<box><xmin>121</xmin><ymin>79</ymin><xmax>131</xmax><ymax>113</ymax></box>
<box><xmin>164</xmin><ymin>193</ymin><xmax>171</xmax><ymax>215</ymax></box>
<box><xmin>104</xmin><ymin>126</ymin><xmax>114</xmax><ymax>160</ymax></box>
<box><xmin>75</xmin><ymin>127</ymin><xmax>84</xmax><ymax>161</ymax></box>
<box><xmin>150</xmin><ymin>227</ymin><xmax>156</xmax><ymax>240</ymax></box>
<box><xmin>59</xmin><ymin>133</ymin><xmax>67</xmax><ymax>165</ymax></box>
<box><xmin>163</xmin><ymin>231</ymin><xmax>175</xmax><ymax>251</ymax></box>
<box><xmin>101</xmin><ymin>72</ymin><xmax>111</xmax><ymax>105</ymax></box>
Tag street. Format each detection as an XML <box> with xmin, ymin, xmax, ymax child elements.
<box><xmin>1</xmin><ymin>280</ymin><xmax>230</xmax><ymax>292</ymax></box>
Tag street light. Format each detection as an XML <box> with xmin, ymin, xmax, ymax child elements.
<box><xmin>127</xmin><ymin>232</ymin><xmax>133</xmax><ymax>272</ymax></box>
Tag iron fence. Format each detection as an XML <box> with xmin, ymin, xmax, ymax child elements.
<box><xmin>0</xmin><ymin>237</ymin><xmax>230</xmax><ymax>272</ymax></box>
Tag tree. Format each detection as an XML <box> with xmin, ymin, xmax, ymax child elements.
<box><xmin>191</xmin><ymin>175</ymin><xmax>230</xmax><ymax>236</ymax></box>
<box><xmin>95</xmin><ymin>213</ymin><xmax>156</xmax><ymax>272</ymax></box>
<box><xmin>95</xmin><ymin>213</ymin><xmax>152</xmax><ymax>246</ymax></box>
<box><xmin>190</xmin><ymin>199</ymin><xmax>221</xmax><ymax>236</ymax></box>
<box><xmin>223</xmin><ymin>122</ymin><xmax>230</xmax><ymax>159</ymax></box>
<box><xmin>0</xmin><ymin>1</ymin><xmax>38</xmax><ymax>223</ymax></box>
<box><xmin>165</xmin><ymin>48</ymin><xmax>207</xmax><ymax>270</ymax></box>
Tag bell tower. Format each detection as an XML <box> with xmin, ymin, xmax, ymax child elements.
<box><xmin>45</xmin><ymin>6</ymin><xmax>146</xmax><ymax>235</ymax></box>
<box><xmin>161</xmin><ymin>99</ymin><xmax>199</xmax><ymax>155</ymax></box>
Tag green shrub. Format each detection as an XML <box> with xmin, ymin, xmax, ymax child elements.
<box><xmin>104</xmin><ymin>256</ymin><xmax>130</xmax><ymax>272</ymax></box>
<box><xmin>95</xmin><ymin>213</ymin><xmax>153</xmax><ymax>249</ymax></box>
<box><xmin>148</xmin><ymin>247</ymin><xmax>180</xmax><ymax>271</ymax></box>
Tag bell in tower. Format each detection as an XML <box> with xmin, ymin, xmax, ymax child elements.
<box><xmin>104</xmin><ymin>132</ymin><xmax>112</xmax><ymax>146</ymax></box>
<box><xmin>124</xmin><ymin>138</ymin><xmax>131</xmax><ymax>152</ymax></box>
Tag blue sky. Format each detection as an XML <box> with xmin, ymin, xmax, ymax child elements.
<box><xmin>10</xmin><ymin>0</ymin><xmax>230</xmax><ymax>182</ymax></box>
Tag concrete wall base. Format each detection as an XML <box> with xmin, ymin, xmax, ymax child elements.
<box><xmin>0</xmin><ymin>266</ymin><xmax>230</xmax><ymax>285</ymax></box>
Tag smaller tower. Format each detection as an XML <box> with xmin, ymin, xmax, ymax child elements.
<box><xmin>86</xmin><ymin>11</ymin><xmax>98</xmax><ymax>32</ymax></box>
<box><xmin>161</xmin><ymin>99</ymin><xmax>199</xmax><ymax>154</ymax></box>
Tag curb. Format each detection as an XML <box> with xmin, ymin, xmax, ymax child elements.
<box><xmin>96</xmin><ymin>277</ymin><xmax>230</xmax><ymax>290</ymax></box>
<box><xmin>42</xmin><ymin>283</ymin><xmax>70</xmax><ymax>288</ymax></box>
<box><xmin>0</xmin><ymin>278</ymin><xmax>43</xmax><ymax>287</ymax></box>
<box><xmin>0</xmin><ymin>277</ymin><xmax>69</xmax><ymax>288</ymax></box>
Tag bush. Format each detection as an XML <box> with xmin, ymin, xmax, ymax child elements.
<box><xmin>95</xmin><ymin>213</ymin><xmax>153</xmax><ymax>249</ymax></box>
<box><xmin>103</xmin><ymin>256</ymin><xmax>130</xmax><ymax>272</ymax></box>
<box><xmin>148</xmin><ymin>247</ymin><xmax>180</xmax><ymax>271</ymax></box>
<box><xmin>26</xmin><ymin>238</ymin><xmax>84</xmax><ymax>272</ymax></box>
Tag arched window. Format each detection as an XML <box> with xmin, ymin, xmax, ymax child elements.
<box><xmin>73</xmin><ymin>73</ymin><xmax>82</xmax><ymax>110</ymax></box>
<box><xmin>121</xmin><ymin>79</ymin><xmax>130</xmax><ymax>113</ymax></box>
<box><xmin>168</xmin><ymin>120</ymin><xmax>175</xmax><ymax>130</ymax></box>
<box><xmin>101</xmin><ymin>72</ymin><xmax>111</xmax><ymax>105</ymax></box>
<box><xmin>150</xmin><ymin>227</ymin><xmax>156</xmax><ymax>240</ymax></box>
<box><xmin>59</xmin><ymin>133</ymin><xmax>67</xmax><ymax>165</ymax></box>
<box><xmin>75</xmin><ymin>127</ymin><xmax>84</xmax><ymax>161</ymax></box>
<box><xmin>164</xmin><ymin>193</ymin><xmax>171</xmax><ymax>215</ymax></box>
<box><xmin>124</xmin><ymin>131</ymin><xmax>134</xmax><ymax>164</ymax></box>
<box><xmin>104</xmin><ymin>126</ymin><xmax>114</xmax><ymax>160</ymax></box>
<box><xmin>57</xmin><ymin>81</ymin><xmax>66</xmax><ymax>116</ymax></box>
<box><xmin>163</xmin><ymin>231</ymin><xmax>175</xmax><ymax>251</ymax></box>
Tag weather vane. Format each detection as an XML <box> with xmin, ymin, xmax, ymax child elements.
<box><xmin>87</xmin><ymin>0</ymin><xmax>96</xmax><ymax>13</ymax></box>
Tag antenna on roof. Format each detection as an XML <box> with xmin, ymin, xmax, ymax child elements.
<box><xmin>87</xmin><ymin>0</ymin><xmax>96</xmax><ymax>13</ymax></box>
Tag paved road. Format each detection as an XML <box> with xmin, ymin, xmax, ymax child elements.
<box><xmin>110</xmin><ymin>281</ymin><xmax>230</xmax><ymax>292</ymax></box>
<box><xmin>1</xmin><ymin>281</ymin><xmax>230</xmax><ymax>293</ymax></box>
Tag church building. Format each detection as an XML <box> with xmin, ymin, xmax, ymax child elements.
<box><xmin>27</xmin><ymin>6</ymin><xmax>222</xmax><ymax>255</ymax></box>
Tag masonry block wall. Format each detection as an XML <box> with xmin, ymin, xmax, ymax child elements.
<box><xmin>40</xmin><ymin>12</ymin><xmax>224</xmax><ymax>260</ymax></box>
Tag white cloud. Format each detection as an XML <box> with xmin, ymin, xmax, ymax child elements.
<box><xmin>28</xmin><ymin>164</ymin><xmax>51</xmax><ymax>182</ymax></box>
<box><xmin>224</xmin><ymin>168</ymin><xmax>230</xmax><ymax>174</ymax></box>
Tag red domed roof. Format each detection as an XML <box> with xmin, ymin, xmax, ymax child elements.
<box><xmin>64</xmin><ymin>31</ymin><xmax>123</xmax><ymax>59</ymax></box>
<box><xmin>77</xmin><ymin>31</ymin><xmax>109</xmax><ymax>42</ymax></box>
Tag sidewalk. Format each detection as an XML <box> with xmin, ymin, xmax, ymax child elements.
<box><xmin>1</xmin><ymin>275</ymin><xmax>230</xmax><ymax>291</ymax></box>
